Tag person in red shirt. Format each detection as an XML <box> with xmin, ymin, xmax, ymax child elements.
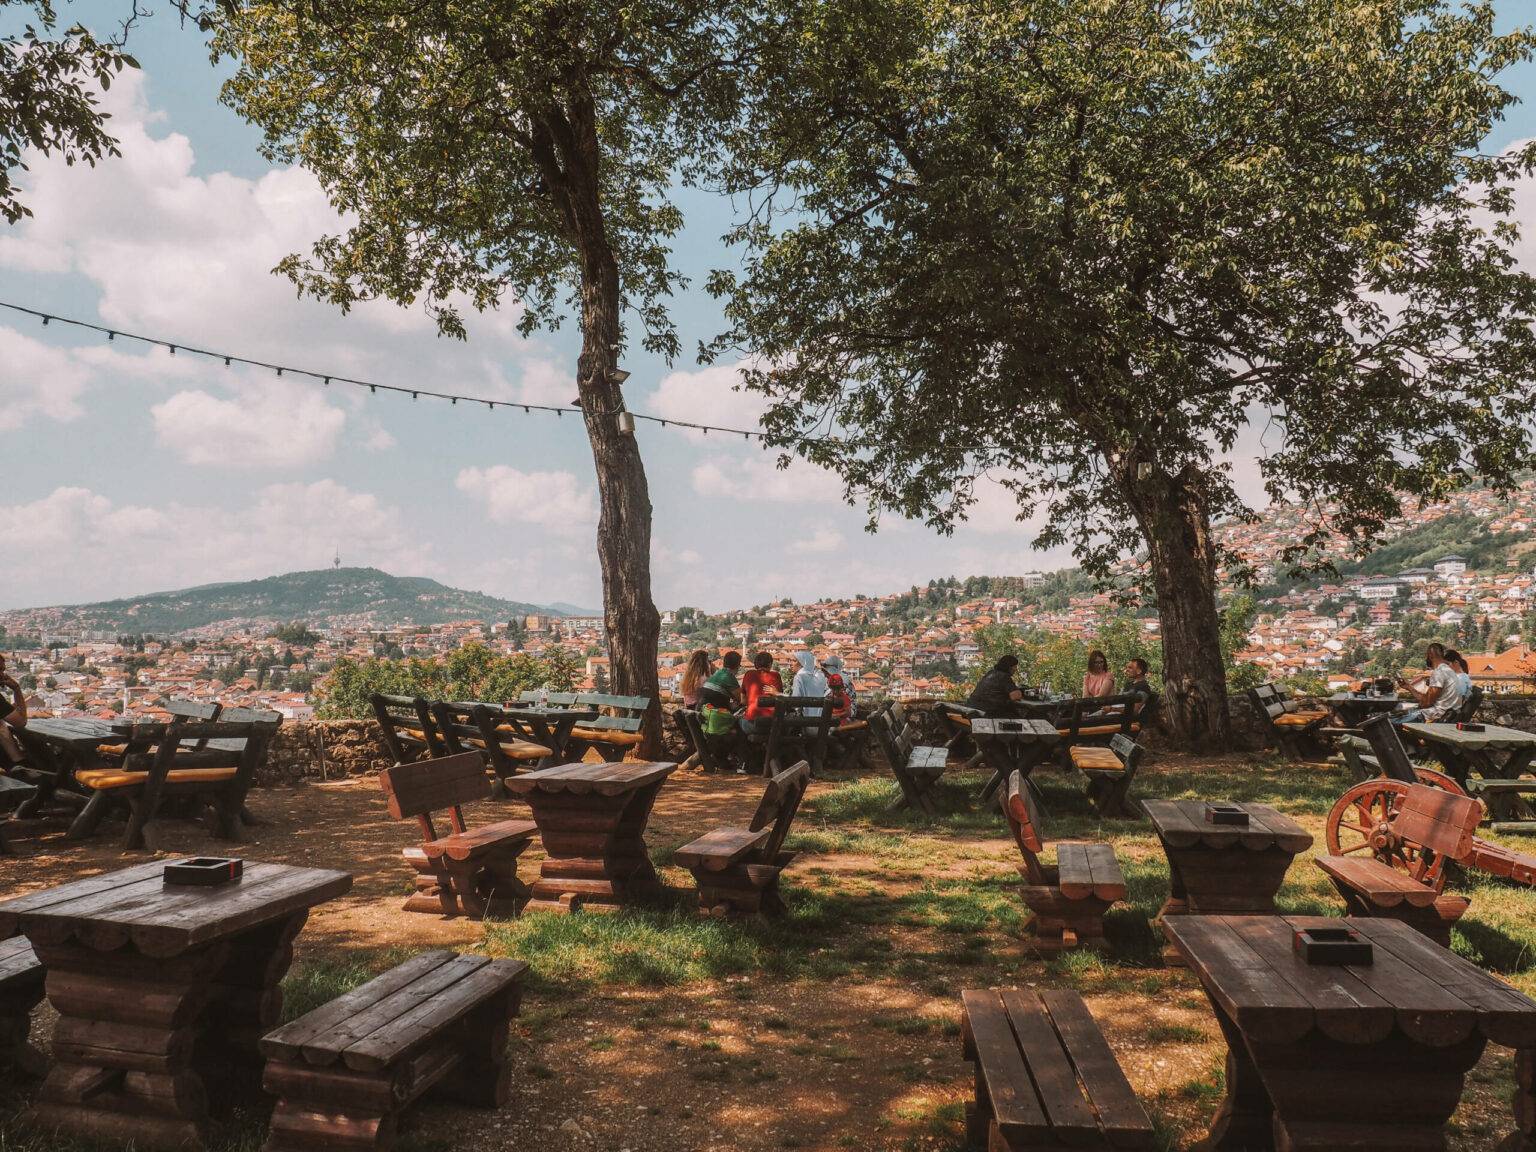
<box><xmin>739</xmin><ymin>651</ymin><xmax>783</xmax><ymax>733</ymax></box>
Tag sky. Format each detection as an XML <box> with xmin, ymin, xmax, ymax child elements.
<box><xmin>2</xmin><ymin>3</ymin><xmax>1534</xmax><ymax>614</ymax></box>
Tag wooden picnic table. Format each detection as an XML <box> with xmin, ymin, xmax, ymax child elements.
<box><xmin>1404</xmin><ymin>722</ymin><xmax>1536</xmax><ymax>825</ymax></box>
<box><xmin>0</xmin><ymin>858</ymin><xmax>352</xmax><ymax>1150</ymax></box>
<box><xmin>1165</xmin><ymin>914</ymin><xmax>1536</xmax><ymax>1152</ymax></box>
<box><xmin>11</xmin><ymin>717</ymin><xmax>122</xmax><ymax>816</ymax></box>
<box><xmin>500</xmin><ymin>703</ymin><xmax>599</xmax><ymax>764</ymax></box>
<box><xmin>970</xmin><ymin>718</ymin><xmax>1060</xmax><ymax>803</ymax></box>
<box><xmin>504</xmin><ymin>761</ymin><xmax>676</xmax><ymax>912</ymax></box>
<box><xmin>1327</xmin><ymin>692</ymin><xmax>1407</xmax><ymax>727</ymax></box>
<box><xmin>1143</xmin><ymin>800</ymin><xmax>1313</xmax><ymax>919</ymax></box>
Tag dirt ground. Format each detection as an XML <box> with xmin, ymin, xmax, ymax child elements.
<box><xmin>1</xmin><ymin>757</ymin><xmax>1526</xmax><ymax>1151</ymax></box>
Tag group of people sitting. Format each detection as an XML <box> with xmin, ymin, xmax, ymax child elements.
<box><xmin>678</xmin><ymin>649</ymin><xmax>856</xmax><ymax>769</ymax></box>
<box><xmin>1392</xmin><ymin>642</ymin><xmax>1474</xmax><ymax>725</ymax></box>
<box><xmin>965</xmin><ymin>650</ymin><xmax>1157</xmax><ymax>717</ymax></box>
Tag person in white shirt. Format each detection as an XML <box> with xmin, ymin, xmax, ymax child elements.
<box><xmin>1393</xmin><ymin>643</ymin><xmax>1465</xmax><ymax>724</ymax></box>
<box><xmin>790</xmin><ymin>650</ymin><xmax>829</xmax><ymax>716</ymax></box>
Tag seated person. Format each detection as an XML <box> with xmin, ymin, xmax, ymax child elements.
<box><xmin>1123</xmin><ymin>657</ymin><xmax>1156</xmax><ymax>711</ymax></box>
<box><xmin>698</xmin><ymin>650</ymin><xmax>743</xmax><ymax>741</ymax></box>
<box><xmin>822</xmin><ymin>655</ymin><xmax>855</xmax><ymax>721</ymax></box>
<box><xmin>680</xmin><ymin>649</ymin><xmax>713</xmax><ymax>708</ymax></box>
<box><xmin>1082</xmin><ymin>650</ymin><xmax>1114</xmax><ymax>699</ymax></box>
<box><xmin>0</xmin><ymin>656</ymin><xmax>26</xmax><ymax>768</ymax></box>
<box><xmin>1393</xmin><ymin>642</ymin><xmax>1464</xmax><ymax>725</ymax></box>
<box><xmin>791</xmin><ymin>651</ymin><xmax>828</xmax><ymax>716</ymax></box>
<box><xmin>1444</xmin><ymin>649</ymin><xmax>1474</xmax><ymax>699</ymax></box>
<box><xmin>739</xmin><ymin>651</ymin><xmax>784</xmax><ymax>734</ymax></box>
<box><xmin>966</xmin><ymin>655</ymin><xmax>1024</xmax><ymax>717</ymax></box>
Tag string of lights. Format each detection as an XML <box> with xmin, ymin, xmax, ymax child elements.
<box><xmin>0</xmin><ymin>299</ymin><xmax>837</xmax><ymax>445</ymax></box>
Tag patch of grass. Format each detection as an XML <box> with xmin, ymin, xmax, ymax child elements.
<box><xmin>280</xmin><ymin>948</ymin><xmax>416</xmax><ymax>1022</ymax></box>
<box><xmin>1145</xmin><ymin>1023</ymin><xmax>1206</xmax><ymax>1044</ymax></box>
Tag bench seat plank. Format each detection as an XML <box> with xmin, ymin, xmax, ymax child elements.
<box><xmin>424</xmin><ymin>819</ymin><xmax>538</xmax><ymax>862</ymax></box>
<box><xmin>1039</xmin><ymin>990</ymin><xmax>1156</xmax><ymax>1148</ymax></box>
<box><xmin>341</xmin><ymin>958</ymin><xmax>528</xmax><ymax>1072</ymax></box>
<box><xmin>962</xmin><ymin>990</ymin><xmax>1049</xmax><ymax>1138</ymax></box>
<box><xmin>674</xmin><ymin>828</ymin><xmax>772</xmax><ymax>871</ymax></box>
<box><xmin>1316</xmin><ymin>857</ymin><xmax>1445</xmax><ymax>908</ymax></box>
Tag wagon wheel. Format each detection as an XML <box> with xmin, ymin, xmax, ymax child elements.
<box><xmin>1409</xmin><ymin>766</ymin><xmax>1465</xmax><ymax>796</ymax></box>
<box><xmin>1325</xmin><ymin>779</ymin><xmax>1427</xmax><ymax>873</ymax></box>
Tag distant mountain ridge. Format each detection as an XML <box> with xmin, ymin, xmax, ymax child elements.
<box><xmin>12</xmin><ymin>568</ymin><xmax>593</xmax><ymax>634</ymax></box>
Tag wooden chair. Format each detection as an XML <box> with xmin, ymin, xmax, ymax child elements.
<box><xmin>828</xmin><ymin>710</ymin><xmax>871</xmax><ymax>773</ymax></box>
<box><xmin>431</xmin><ymin>702</ymin><xmax>552</xmax><ymax>796</ymax></box>
<box><xmin>378</xmin><ymin>751</ymin><xmax>537</xmax><ymax>919</ymax></box>
<box><xmin>1066</xmin><ymin>734</ymin><xmax>1144</xmax><ymax>818</ymax></box>
<box><xmin>93</xmin><ymin>698</ymin><xmax>222</xmax><ymax>763</ymax></box>
<box><xmin>1315</xmin><ymin>783</ymin><xmax>1483</xmax><ymax>946</ymax></box>
<box><xmin>72</xmin><ymin>719</ymin><xmax>265</xmax><ymax>849</ymax></box>
<box><xmin>870</xmin><ymin>702</ymin><xmax>949</xmax><ymax>814</ymax></box>
<box><xmin>1359</xmin><ymin>713</ymin><xmax>1428</xmax><ymax>784</ymax></box>
<box><xmin>961</xmin><ymin>987</ymin><xmax>1154</xmax><ymax>1151</ymax></box>
<box><xmin>261</xmin><ymin>950</ymin><xmax>527</xmax><ymax>1152</ymax></box>
<box><xmin>1248</xmin><ymin>683</ymin><xmax>1330</xmax><ymax>758</ymax></box>
<box><xmin>678</xmin><ymin>707</ymin><xmax>734</xmax><ymax>773</ymax></box>
<box><xmin>1054</xmin><ymin>694</ymin><xmax>1142</xmax><ymax>746</ymax></box>
<box><xmin>371</xmin><ymin>693</ymin><xmax>444</xmax><ymax>764</ymax></box>
<box><xmin>1454</xmin><ymin>684</ymin><xmax>1485</xmax><ymax>724</ymax></box>
<box><xmin>1000</xmin><ymin>770</ymin><xmax>1126</xmax><ymax>953</ymax></box>
<box><xmin>0</xmin><ymin>935</ymin><xmax>45</xmax><ymax>1076</ymax></box>
<box><xmin>674</xmin><ymin>761</ymin><xmax>810</xmax><ymax>916</ymax></box>
<box><xmin>759</xmin><ymin>695</ymin><xmax>837</xmax><ymax>777</ymax></box>
<box><xmin>565</xmin><ymin>692</ymin><xmax>650</xmax><ymax>760</ymax></box>
<box><xmin>934</xmin><ymin>701</ymin><xmax>982</xmax><ymax>765</ymax></box>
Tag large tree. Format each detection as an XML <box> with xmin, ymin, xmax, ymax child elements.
<box><xmin>2</xmin><ymin>1</ymin><xmax>139</xmax><ymax>223</ymax></box>
<box><xmin>712</xmin><ymin>0</ymin><xmax>1536</xmax><ymax>747</ymax></box>
<box><xmin>202</xmin><ymin>1</ymin><xmax>748</xmax><ymax>753</ymax></box>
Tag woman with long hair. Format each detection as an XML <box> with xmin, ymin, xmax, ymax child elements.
<box><xmin>680</xmin><ymin>649</ymin><xmax>713</xmax><ymax>707</ymax></box>
<box><xmin>1082</xmin><ymin>650</ymin><xmax>1114</xmax><ymax>699</ymax></box>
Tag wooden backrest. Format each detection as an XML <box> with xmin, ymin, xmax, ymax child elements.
<box><xmin>143</xmin><ymin>720</ymin><xmax>259</xmax><ymax>776</ymax></box>
<box><xmin>1061</xmin><ymin>694</ymin><xmax>1139</xmax><ymax>738</ymax></box>
<box><xmin>371</xmin><ymin>693</ymin><xmax>440</xmax><ymax>763</ymax></box>
<box><xmin>1248</xmin><ymin>684</ymin><xmax>1284</xmax><ymax>723</ymax></box>
<box><xmin>748</xmin><ymin>760</ymin><xmax>811</xmax><ymax>860</ymax></box>
<box><xmin>220</xmin><ymin>706</ymin><xmax>282</xmax><ymax>727</ymax></box>
<box><xmin>378</xmin><ymin>751</ymin><xmax>489</xmax><ymax>837</ymax></box>
<box><xmin>1109</xmin><ymin>733</ymin><xmax>1139</xmax><ymax>764</ymax></box>
<box><xmin>168</xmin><ymin>699</ymin><xmax>221</xmax><ymax>721</ymax></box>
<box><xmin>763</xmin><ymin>695</ymin><xmax>837</xmax><ymax>773</ymax></box>
<box><xmin>1000</xmin><ymin>770</ymin><xmax>1046</xmax><ymax>883</ymax></box>
<box><xmin>577</xmin><ymin>692</ymin><xmax>650</xmax><ymax>716</ymax></box>
<box><xmin>869</xmin><ymin>702</ymin><xmax>901</xmax><ymax>767</ymax></box>
<box><xmin>1457</xmin><ymin>685</ymin><xmax>1484</xmax><ymax>724</ymax></box>
<box><xmin>1395</xmin><ymin>784</ymin><xmax>1481</xmax><ymax>863</ymax></box>
<box><xmin>517</xmin><ymin>690</ymin><xmax>579</xmax><ymax>707</ymax></box>
<box><xmin>1360</xmin><ymin>714</ymin><xmax>1419</xmax><ymax>786</ymax></box>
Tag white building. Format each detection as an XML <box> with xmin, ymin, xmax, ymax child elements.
<box><xmin>1434</xmin><ymin>555</ymin><xmax>1468</xmax><ymax>578</ymax></box>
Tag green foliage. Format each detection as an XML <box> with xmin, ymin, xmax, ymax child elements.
<box><xmin>313</xmin><ymin>641</ymin><xmax>578</xmax><ymax>719</ymax></box>
<box><xmin>267</xmin><ymin>621</ymin><xmax>321</xmax><ymax>646</ymax></box>
<box><xmin>2</xmin><ymin>2</ymin><xmax>138</xmax><ymax>225</ymax></box>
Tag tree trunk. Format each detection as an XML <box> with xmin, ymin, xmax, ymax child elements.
<box><xmin>552</xmin><ymin>93</ymin><xmax>664</xmax><ymax>760</ymax></box>
<box><xmin>1120</xmin><ymin>464</ymin><xmax>1233</xmax><ymax>750</ymax></box>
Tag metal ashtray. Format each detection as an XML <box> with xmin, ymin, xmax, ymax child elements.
<box><xmin>1294</xmin><ymin>926</ymin><xmax>1373</xmax><ymax>966</ymax></box>
<box><xmin>164</xmin><ymin>857</ymin><xmax>244</xmax><ymax>886</ymax></box>
<box><xmin>1203</xmin><ymin>802</ymin><xmax>1250</xmax><ymax>826</ymax></box>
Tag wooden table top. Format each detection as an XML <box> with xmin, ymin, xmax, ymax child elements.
<box><xmin>971</xmin><ymin>717</ymin><xmax>1060</xmax><ymax>742</ymax></box>
<box><xmin>1142</xmin><ymin>799</ymin><xmax>1313</xmax><ymax>853</ymax></box>
<box><xmin>21</xmin><ymin>717</ymin><xmax>122</xmax><ymax>746</ymax></box>
<box><xmin>504</xmin><ymin>761</ymin><xmax>677</xmax><ymax>796</ymax></box>
<box><xmin>0</xmin><ymin>858</ymin><xmax>352</xmax><ymax>957</ymax></box>
<box><xmin>1404</xmin><ymin>722</ymin><xmax>1536</xmax><ymax>750</ymax></box>
<box><xmin>1164</xmin><ymin>914</ymin><xmax>1536</xmax><ymax>1048</ymax></box>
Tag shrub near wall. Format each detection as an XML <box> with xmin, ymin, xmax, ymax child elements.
<box><xmin>314</xmin><ymin>642</ymin><xmax>579</xmax><ymax>719</ymax></box>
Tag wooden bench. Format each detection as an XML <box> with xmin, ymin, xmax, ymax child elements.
<box><xmin>1316</xmin><ymin>783</ymin><xmax>1483</xmax><ymax>946</ymax></box>
<box><xmin>871</xmin><ymin>702</ymin><xmax>949</xmax><ymax>813</ymax></box>
<box><xmin>1054</xmin><ymin>694</ymin><xmax>1143</xmax><ymax>745</ymax></box>
<box><xmin>758</xmin><ymin>695</ymin><xmax>837</xmax><ymax>776</ymax></box>
<box><xmin>71</xmin><ymin>718</ymin><xmax>269</xmax><ymax>849</ymax></box>
<box><xmin>0</xmin><ymin>774</ymin><xmax>37</xmax><ymax>855</ymax></box>
<box><xmin>379</xmin><ymin>752</ymin><xmax>537</xmax><ymax>919</ymax></box>
<box><xmin>674</xmin><ymin>760</ymin><xmax>811</xmax><ymax>916</ymax></box>
<box><xmin>961</xmin><ymin>987</ymin><xmax>1154</xmax><ymax>1151</ymax></box>
<box><xmin>371</xmin><ymin>693</ymin><xmax>444</xmax><ymax>764</ymax></box>
<box><xmin>1067</xmin><ymin>733</ymin><xmax>1144</xmax><ymax>818</ymax></box>
<box><xmin>0</xmin><ymin>935</ymin><xmax>45</xmax><ymax>1076</ymax></box>
<box><xmin>1248</xmin><ymin>683</ymin><xmax>1330</xmax><ymax>758</ymax></box>
<box><xmin>1001</xmin><ymin>770</ymin><xmax>1126</xmax><ymax>954</ymax></box>
<box><xmin>261</xmin><ymin>949</ymin><xmax>527</xmax><ymax>1152</ymax></box>
<box><xmin>521</xmin><ymin>692</ymin><xmax>650</xmax><ymax>761</ymax></box>
<box><xmin>432</xmin><ymin>702</ymin><xmax>552</xmax><ymax>796</ymax></box>
<box><xmin>677</xmin><ymin>706</ymin><xmax>735</xmax><ymax>773</ymax></box>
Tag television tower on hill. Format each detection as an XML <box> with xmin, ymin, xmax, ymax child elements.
<box><xmin>333</xmin><ymin>545</ymin><xmax>341</xmax><ymax>570</ymax></box>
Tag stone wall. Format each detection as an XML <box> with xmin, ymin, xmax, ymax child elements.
<box><xmin>259</xmin><ymin>720</ymin><xmax>392</xmax><ymax>785</ymax></box>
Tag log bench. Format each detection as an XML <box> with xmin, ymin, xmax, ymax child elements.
<box><xmin>1249</xmin><ymin>683</ymin><xmax>1330</xmax><ymax>758</ymax></box>
<box><xmin>261</xmin><ymin>949</ymin><xmax>526</xmax><ymax>1152</ymax></box>
<box><xmin>1000</xmin><ymin>770</ymin><xmax>1126</xmax><ymax>953</ymax></box>
<box><xmin>1316</xmin><ymin>782</ymin><xmax>1483</xmax><ymax>946</ymax></box>
<box><xmin>674</xmin><ymin>760</ymin><xmax>810</xmax><ymax>916</ymax></box>
<box><xmin>961</xmin><ymin>987</ymin><xmax>1154</xmax><ymax>1151</ymax></box>
<box><xmin>379</xmin><ymin>752</ymin><xmax>536</xmax><ymax>919</ymax></box>
<box><xmin>0</xmin><ymin>935</ymin><xmax>45</xmax><ymax>1076</ymax></box>
<box><xmin>1066</xmin><ymin>733</ymin><xmax>1144</xmax><ymax>818</ymax></box>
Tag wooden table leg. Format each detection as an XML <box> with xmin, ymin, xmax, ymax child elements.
<box><xmin>1194</xmin><ymin>998</ymin><xmax>1275</xmax><ymax>1151</ymax></box>
<box><xmin>1247</xmin><ymin>1028</ymin><xmax>1484</xmax><ymax>1152</ymax></box>
<box><xmin>1502</xmin><ymin>1048</ymin><xmax>1536</xmax><ymax>1152</ymax></box>
<box><xmin>27</xmin><ymin>913</ymin><xmax>305</xmax><ymax>1150</ymax></box>
<box><xmin>524</xmin><ymin>782</ymin><xmax>667</xmax><ymax>912</ymax></box>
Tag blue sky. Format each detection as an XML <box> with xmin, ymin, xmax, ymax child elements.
<box><xmin>2</xmin><ymin>3</ymin><xmax>1534</xmax><ymax>613</ymax></box>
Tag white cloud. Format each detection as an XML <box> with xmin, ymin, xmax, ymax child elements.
<box><xmin>788</xmin><ymin>525</ymin><xmax>845</xmax><ymax>554</ymax></box>
<box><xmin>690</xmin><ymin>453</ymin><xmax>845</xmax><ymax>504</ymax></box>
<box><xmin>0</xmin><ymin>327</ymin><xmax>90</xmax><ymax>430</ymax></box>
<box><xmin>647</xmin><ymin>363</ymin><xmax>771</xmax><ymax>441</ymax></box>
<box><xmin>455</xmin><ymin>465</ymin><xmax>596</xmax><ymax>533</ymax></box>
<box><xmin>151</xmin><ymin>378</ymin><xmax>347</xmax><ymax>468</ymax></box>
<box><xmin>0</xmin><ymin>481</ymin><xmax>423</xmax><ymax>608</ymax></box>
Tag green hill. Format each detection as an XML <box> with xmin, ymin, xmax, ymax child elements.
<box><xmin>39</xmin><ymin>568</ymin><xmax>587</xmax><ymax>634</ymax></box>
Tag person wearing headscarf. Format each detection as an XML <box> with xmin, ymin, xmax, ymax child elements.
<box><xmin>822</xmin><ymin>654</ymin><xmax>854</xmax><ymax>719</ymax></box>
<box><xmin>791</xmin><ymin>649</ymin><xmax>829</xmax><ymax>717</ymax></box>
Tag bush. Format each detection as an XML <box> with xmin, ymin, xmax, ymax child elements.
<box><xmin>313</xmin><ymin>641</ymin><xmax>579</xmax><ymax>719</ymax></box>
